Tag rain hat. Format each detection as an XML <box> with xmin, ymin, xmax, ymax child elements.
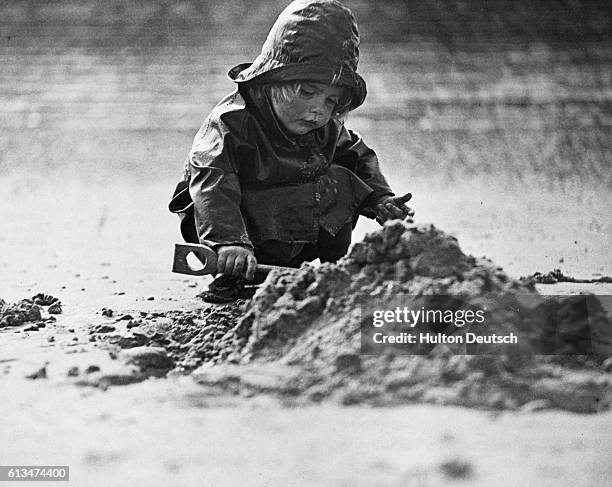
<box><xmin>228</xmin><ymin>0</ymin><xmax>367</xmax><ymax>110</ymax></box>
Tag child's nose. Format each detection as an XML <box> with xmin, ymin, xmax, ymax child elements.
<box><xmin>309</xmin><ymin>102</ymin><xmax>331</xmax><ymax>120</ymax></box>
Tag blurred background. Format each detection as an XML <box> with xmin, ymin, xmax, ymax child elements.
<box><xmin>1</xmin><ymin>0</ymin><xmax>610</xmax><ymax>302</ymax></box>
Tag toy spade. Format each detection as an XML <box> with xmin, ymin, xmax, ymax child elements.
<box><xmin>172</xmin><ymin>243</ymin><xmax>291</xmax><ymax>276</ymax></box>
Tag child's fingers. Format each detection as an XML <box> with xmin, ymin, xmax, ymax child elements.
<box><xmin>376</xmin><ymin>203</ymin><xmax>395</xmax><ymax>221</ymax></box>
<box><xmin>224</xmin><ymin>254</ymin><xmax>237</xmax><ymax>275</ymax></box>
<box><xmin>245</xmin><ymin>254</ymin><xmax>257</xmax><ymax>280</ymax></box>
<box><xmin>386</xmin><ymin>202</ymin><xmax>406</xmax><ymax>219</ymax></box>
<box><xmin>396</xmin><ymin>192</ymin><xmax>412</xmax><ymax>204</ymax></box>
<box><xmin>217</xmin><ymin>252</ymin><xmax>229</xmax><ymax>274</ymax></box>
<box><xmin>231</xmin><ymin>255</ymin><xmax>246</xmax><ymax>276</ymax></box>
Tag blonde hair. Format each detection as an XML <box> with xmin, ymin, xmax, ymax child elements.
<box><xmin>269</xmin><ymin>81</ymin><xmax>303</xmax><ymax>104</ymax></box>
<box><xmin>249</xmin><ymin>81</ymin><xmax>352</xmax><ymax>118</ymax></box>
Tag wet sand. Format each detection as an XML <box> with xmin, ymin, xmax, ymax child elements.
<box><xmin>1</xmin><ymin>177</ymin><xmax>611</xmax><ymax>486</ymax></box>
<box><xmin>2</xmin><ymin>377</ymin><xmax>612</xmax><ymax>487</ymax></box>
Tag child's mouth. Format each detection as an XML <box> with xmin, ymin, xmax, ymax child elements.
<box><xmin>300</xmin><ymin>120</ymin><xmax>319</xmax><ymax>129</ymax></box>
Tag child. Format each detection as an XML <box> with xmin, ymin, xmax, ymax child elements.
<box><xmin>169</xmin><ymin>0</ymin><xmax>413</xmax><ymax>302</ymax></box>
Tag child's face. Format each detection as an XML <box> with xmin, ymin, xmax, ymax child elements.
<box><xmin>271</xmin><ymin>82</ymin><xmax>345</xmax><ymax>135</ymax></box>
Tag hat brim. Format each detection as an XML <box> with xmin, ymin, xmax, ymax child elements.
<box><xmin>228</xmin><ymin>61</ymin><xmax>367</xmax><ymax>111</ymax></box>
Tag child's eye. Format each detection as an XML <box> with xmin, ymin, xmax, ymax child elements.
<box><xmin>299</xmin><ymin>87</ymin><xmax>316</xmax><ymax>97</ymax></box>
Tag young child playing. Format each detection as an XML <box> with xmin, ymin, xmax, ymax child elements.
<box><xmin>169</xmin><ymin>0</ymin><xmax>414</xmax><ymax>302</ymax></box>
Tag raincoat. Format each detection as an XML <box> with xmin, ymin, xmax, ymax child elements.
<box><xmin>169</xmin><ymin>0</ymin><xmax>395</xmax><ymax>257</ymax></box>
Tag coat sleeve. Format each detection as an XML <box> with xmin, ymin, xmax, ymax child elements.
<box><xmin>188</xmin><ymin>112</ymin><xmax>254</xmax><ymax>249</ymax></box>
<box><xmin>333</xmin><ymin>126</ymin><xmax>395</xmax><ymax>218</ymax></box>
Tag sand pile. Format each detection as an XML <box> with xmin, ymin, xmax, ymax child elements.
<box><xmin>189</xmin><ymin>222</ymin><xmax>612</xmax><ymax>412</ymax></box>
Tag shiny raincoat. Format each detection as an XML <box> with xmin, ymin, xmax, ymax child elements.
<box><xmin>169</xmin><ymin>0</ymin><xmax>395</xmax><ymax>255</ymax></box>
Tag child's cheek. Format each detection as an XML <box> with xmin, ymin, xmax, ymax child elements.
<box><xmin>290</xmin><ymin>99</ymin><xmax>309</xmax><ymax>118</ymax></box>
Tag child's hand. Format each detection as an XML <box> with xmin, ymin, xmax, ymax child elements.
<box><xmin>216</xmin><ymin>245</ymin><xmax>258</xmax><ymax>280</ymax></box>
<box><xmin>374</xmin><ymin>192</ymin><xmax>415</xmax><ymax>225</ymax></box>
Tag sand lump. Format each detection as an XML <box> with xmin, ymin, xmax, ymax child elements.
<box><xmin>89</xmin><ymin>303</ymin><xmax>248</xmax><ymax>372</ymax></box>
<box><xmin>526</xmin><ymin>269</ymin><xmax>612</xmax><ymax>284</ymax></box>
<box><xmin>0</xmin><ymin>293</ymin><xmax>60</xmax><ymax>329</ymax></box>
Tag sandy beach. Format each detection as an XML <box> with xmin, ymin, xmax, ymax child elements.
<box><xmin>1</xmin><ymin>1</ymin><xmax>611</xmax><ymax>485</ymax></box>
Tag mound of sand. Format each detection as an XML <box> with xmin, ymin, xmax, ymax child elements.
<box><xmin>190</xmin><ymin>222</ymin><xmax>612</xmax><ymax>412</ymax></box>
